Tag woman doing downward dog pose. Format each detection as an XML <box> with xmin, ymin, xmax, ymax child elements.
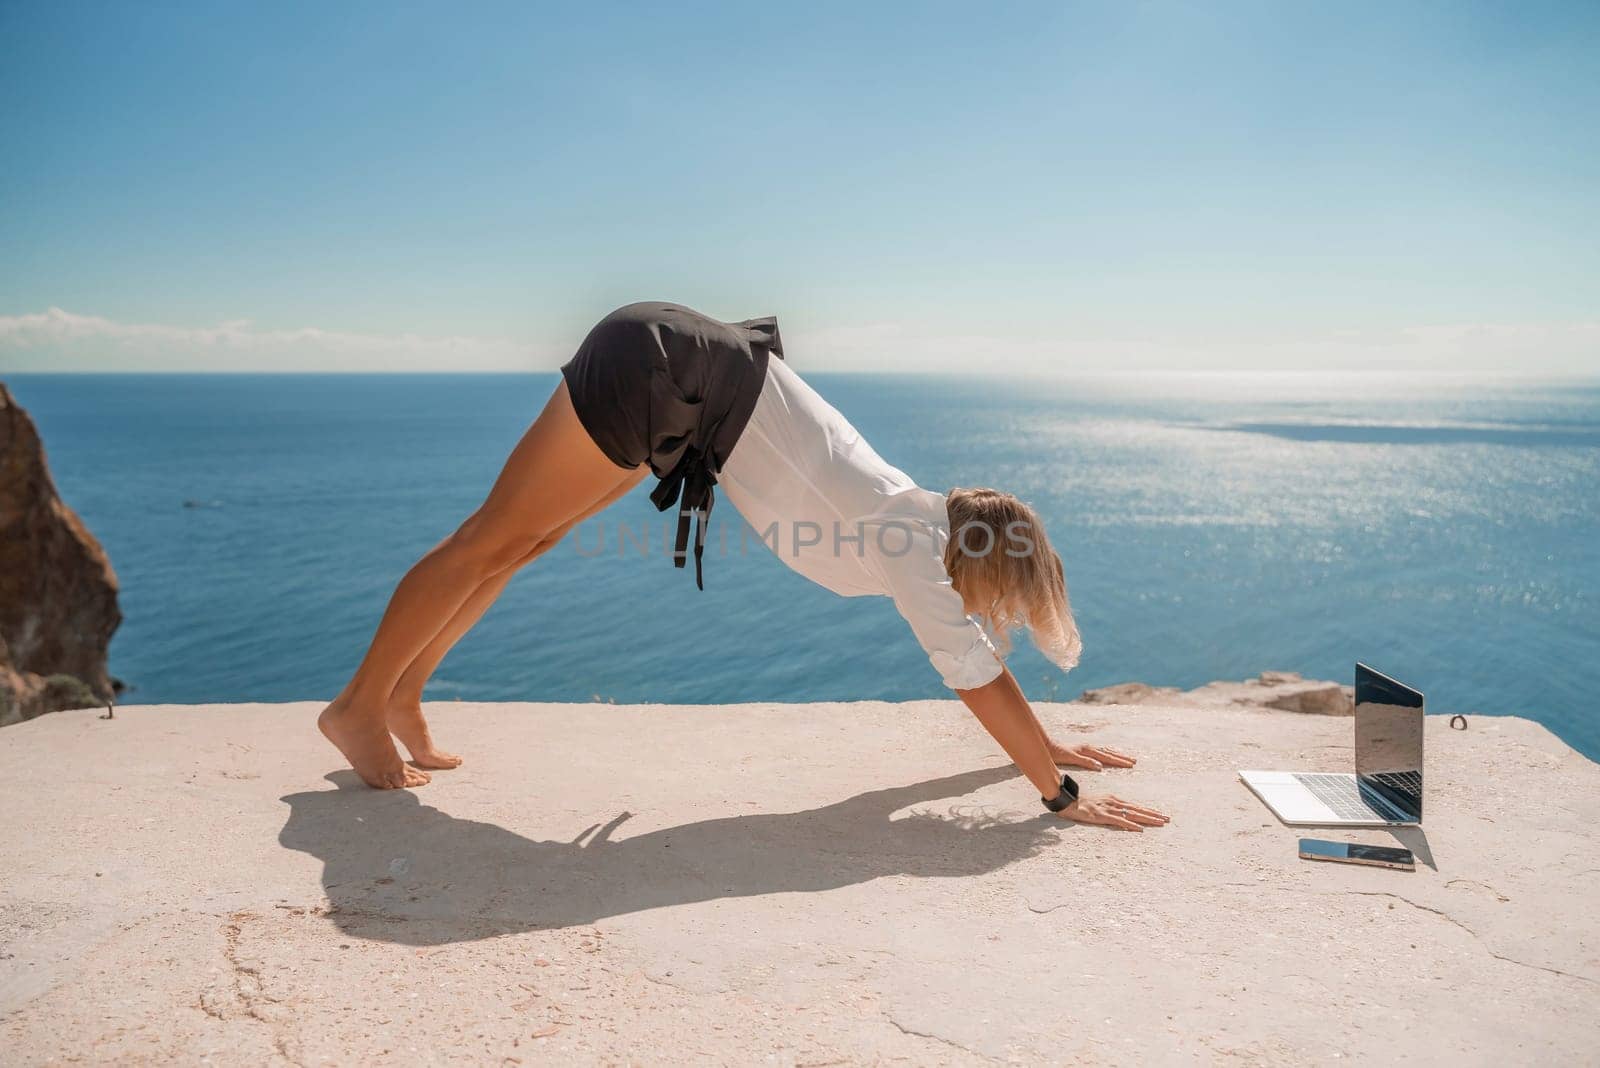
<box><xmin>320</xmin><ymin>302</ymin><xmax>1169</xmax><ymax>831</ymax></box>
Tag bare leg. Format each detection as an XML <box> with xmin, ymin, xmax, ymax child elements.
<box><xmin>319</xmin><ymin>380</ymin><xmax>635</xmax><ymax>789</ymax></box>
<box><xmin>385</xmin><ymin>468</ymin><xmax>648</xmax><ymax>768</ymax></box>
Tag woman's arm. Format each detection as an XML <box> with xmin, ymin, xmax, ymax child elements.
<box><xmin>863</xmin><ymin>516</ymin><xmax>1165</xmax><ymax>828</ymax></box>
<box><xmin>956</xmin><ymin>666</ymin><xmax>1170</xmax><ymax>831</ymax></box>
<box><xmin>955</xmin><ymin>665</ymin><xmax>1061</xmax><ymax>797</ymax></box>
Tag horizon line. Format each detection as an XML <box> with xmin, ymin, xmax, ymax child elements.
<box><xmin>6</xmin><ymin>368</ymin><xmax>1600</xmax><ymax>382</ymax></box>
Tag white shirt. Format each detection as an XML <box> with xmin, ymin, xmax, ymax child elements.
<box><xmin>718</xmin><ymin>358</ymin><xmax>1004</xmax><ymax>690</ymax></box>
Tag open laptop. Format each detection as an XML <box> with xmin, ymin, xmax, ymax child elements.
<box><xmin>1239</xmin><ymin>663</ymin><xmax>1424</xmax><ymax>826</ymax></box>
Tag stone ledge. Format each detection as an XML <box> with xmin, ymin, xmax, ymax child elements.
<box><xmin>1</xmin><ymin>701</ymin><xmax>1595</xmax><ymax>1063</ymax></box>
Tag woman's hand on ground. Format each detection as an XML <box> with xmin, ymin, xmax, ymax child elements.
<box><xmin>1057</xmin><ymin>795</ymin><xmax>1170</xmax><ymax>831</ymax></box>
<box><xmin>1049</xmin><ymin>742</ymin><xmax>1136</xmax><ymax>770</ymax></box>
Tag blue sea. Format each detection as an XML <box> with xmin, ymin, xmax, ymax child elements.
<box><xmin>9</xmin><ymin>372</ymin><xmax>1598</xmax><ymax>760</ymax></box>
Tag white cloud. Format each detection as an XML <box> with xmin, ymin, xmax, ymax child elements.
<box><xmin>1</xmin><ymin>307</ymin><xmax>1596</xmax><ymax>374</ymax></box>
<box><xmin>0</xmin><ymin>307</ymin><xmax>562</xmax><ymax>372</ymax></box>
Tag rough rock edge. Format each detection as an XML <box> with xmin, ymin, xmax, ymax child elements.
<box><xmin>1077</xmin><ymin>670</ymin><xmax>1355</xmax><ymax>716</ymax></box>
<box><xmin>0</xmin><ymin>381</ymin><xmax>122</xmax><ymax>726</ymax></box>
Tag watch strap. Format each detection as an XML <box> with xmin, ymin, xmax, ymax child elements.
<box><xmin>1041</xmin><ymin>772</ymin><xmax>1079</xmax><ymax>813</ymax></box>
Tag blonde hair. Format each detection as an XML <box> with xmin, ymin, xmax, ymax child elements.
<box><xmin>943</xmin><ymin>487</ymin><xmax>1082</xmax><ymax>672</ymax></box>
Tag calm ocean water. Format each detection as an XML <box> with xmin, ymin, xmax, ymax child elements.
<box><xmin>8</xmin><ymin>372</ymin><xmax>1598</xmax><ymax>759</ymax></box>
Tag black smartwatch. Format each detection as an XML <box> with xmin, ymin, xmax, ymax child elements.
<box><xmin>1041</xmin><ymin>772</ymin><xmax>1079</xmax><ymax>813</ymax></box>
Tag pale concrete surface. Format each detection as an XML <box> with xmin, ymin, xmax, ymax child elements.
<box><xmin>2</xmin><ymin>700</ymin><xmax>1597</xmax><ymax>1065</ymax></box>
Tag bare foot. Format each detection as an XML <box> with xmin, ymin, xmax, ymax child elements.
<box><xmin>319</xmin><ymin>698</ymin><xmax>431</xmax><ymax>789</ymax></box>
<box><xmin>385</xmin><ymin>698</ymin><xmax>463</xmax><ymax>770</ymax></box>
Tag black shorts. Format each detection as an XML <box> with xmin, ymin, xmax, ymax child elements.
<box><xmin>561</xmin><ymin>301</ymin><xmax>782</xmax><ymax>477</ymax></box>
<box><xmin>560</xmin><ymin>301</ymin><xmax>783</xmax><ymax>587</ymax></box>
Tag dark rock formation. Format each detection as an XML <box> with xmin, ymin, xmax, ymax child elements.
<box><xmin>0</xmin><ymin>382</ymin><xmax>121</xmax><ymax>725</ymax></box>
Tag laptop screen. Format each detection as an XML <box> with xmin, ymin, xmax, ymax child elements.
<box><xmin>1354</xmin><ymin>663</ymin><xmax>1425</xmax><ymax>820</ymax></box>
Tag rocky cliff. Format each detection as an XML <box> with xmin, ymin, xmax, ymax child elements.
<box><xmin>0</xmin><ymin>382</ymin><xmax>121</xmax><ymax>725</ymax></box>
<box><xmin>1078</xmin><ymin>670</ymin><xmax>1355</xmax><ymax>715</ymax></box>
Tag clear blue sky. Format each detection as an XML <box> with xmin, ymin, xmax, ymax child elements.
<box><xmin>2</xmin><ymin>1</ymin><xmax>1596</xmax><ymax>372</ymax></box>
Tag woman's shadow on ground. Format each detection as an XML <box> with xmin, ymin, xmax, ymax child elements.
<box><xmin>279</xmin><ymin>764</ymin><xmax>1060</xmax><ymax>946</ymax></box>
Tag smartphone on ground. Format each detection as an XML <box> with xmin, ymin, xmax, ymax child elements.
<box><xmin>1298</xmin><ymin>838</ymin><xmax>1415</xmax><ymax>870</ymax></box>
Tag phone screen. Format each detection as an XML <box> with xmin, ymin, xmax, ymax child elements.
<box><xmin>1346</xmin><ymin>843</ymin><xmax>1414</xmax><ymax>865</ymax></box>
<box><xmin>1299</xmin><ymin>838</ymin><xmax>1414</xmax><ymax>865</ymax></box>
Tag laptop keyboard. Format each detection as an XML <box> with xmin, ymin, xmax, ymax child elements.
<box><xmin>1293</xmin><ymin>773</ymin><xmax>1402</xmax><ymax>821</ymax></box>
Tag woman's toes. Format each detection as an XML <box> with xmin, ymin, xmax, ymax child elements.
<box><xmin>320</xmin><ymin>699</ymin><xmax>418</xmax><ymax>789</ymax></box>
<box><xmin>385</xmin><ymin>705</ymin><xmax>461</xmax><ymax>771</ymax></box>
<box><xmin>403</xmin><ymin>766</ymin><xmax>431</xmax><ymax>787</ymax></box>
